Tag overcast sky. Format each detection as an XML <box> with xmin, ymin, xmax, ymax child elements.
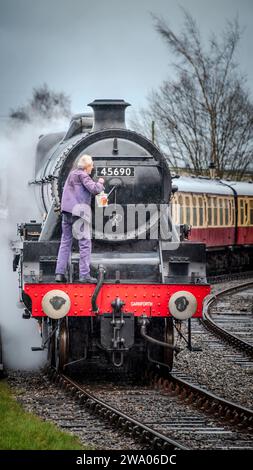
<box><xmin>0</xmin><ymin>0</ymin><xmax>253</xmax><ymax>120</ymax></box>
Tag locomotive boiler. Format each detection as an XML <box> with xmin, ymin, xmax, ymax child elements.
<box><xmin>14</xmin><ymin>99</ymin><xmax>210</xmax><ymax>374</ymax></box>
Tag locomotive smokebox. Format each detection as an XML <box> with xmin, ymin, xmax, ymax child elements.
<box><xmin>88</xmin><ymin>99</ymin><xmax>130</xmax><ymax>131</ymax></box>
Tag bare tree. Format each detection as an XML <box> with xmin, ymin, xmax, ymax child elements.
<box><xmin>10</xmin><ymin>83</ymin><xmax>71</xmax><ymax>122</ymax></box>
<box><xmin>133</xmin><ymin>11</ymin><xmax>253</xmax><ymax>179</ymax></box>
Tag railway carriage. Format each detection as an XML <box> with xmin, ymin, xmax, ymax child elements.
<box><xmin>172</xmin><ymin>177</ymin><xmax>253</xmax><ymax>276</ymax></box>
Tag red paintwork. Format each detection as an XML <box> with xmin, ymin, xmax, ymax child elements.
<box><xmin>189</xmin><ymin>226</ymin><xmax>253</xmax><ymax>247</ymax></box>
<box><xmin>237</xmin><ymin>227</ymin><xmax>253</xmax><ymax>245</ymax></box>
<box><xmin>24</xmin><ymin>283</ymin><xmax>210</xmax><ymax>318</ymax></box>
<box><xmin>189</xmin><ymin>227</ymin><xmax>234</xmax><ymax>247</ymax></box>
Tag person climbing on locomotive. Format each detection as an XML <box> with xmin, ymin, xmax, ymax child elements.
<box><xmin>55</xmin><ymin>154</ymin><xmax>104</xmax><ymax>283</ymax></box>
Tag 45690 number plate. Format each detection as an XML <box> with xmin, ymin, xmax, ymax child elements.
<box><xmin>96</xmin><ymin>167</ymin><xmax>135</xmax><ymax>177</ymax></box>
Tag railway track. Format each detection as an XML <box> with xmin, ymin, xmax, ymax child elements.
<box><xmin>48</xmin><ymin>368</ymin><xmax>188</xmax><ymax>450</ymax></box>
<box><xmin>46</xmin><ymin>366</ymin><xmax>253</xmax><ymax>450</ymax></box>
<box><xmin>170</xmin><ymin>279</ymin><xmax>253</xmax><ymax>409</ymax></box>
<box><xmin>201</xmin><ymin>281</ymin><xmax>253</xmax><ymax>363</ymax></box>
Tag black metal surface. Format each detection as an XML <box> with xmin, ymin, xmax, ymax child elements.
<box><xmin>162</xmin><ymin>242</ymin><xmax>206</xmax><ymax>263</ymax></box>
<box><xmin>140</xmin><ymin>322</ymin><xmax>180</xmax><ymax>353</ymax></box>
<box><xmin>91</xmin><ymin>265</ymin><xmax>106</xmax><ymax>312</ymax></box>
<box><xmin>88</xmin><ymin>99</ymin><xmax>130</xmax><ymax>131</ymax></box>
<box><xmin>100</xmin><ymin>314</ymin><xmax>134</xmax><ymax>351</ymax></box>
<box><xmin>58</xmin><ymin>128</ymin><xmax>171</xmax><ymax>206</ymax></box>
<box><xmin>35</xmin><ymin>132</ymin><xmax>65</xmax><ymax>174</ymax></box>
<box><xmin>23</xmin><ymin>241</ymin><xmax>60</xmax><ymax>261</ymax></box>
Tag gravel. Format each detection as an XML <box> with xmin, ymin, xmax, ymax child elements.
<box><xmin>7</xmin><ymin>371</ymin><xmax>143</xmax><ymax>450</ymax></box>
<box><xmin>173</xmin><ymin>281</ymin><xmax>253</xmax><ymax>409</ymax></box>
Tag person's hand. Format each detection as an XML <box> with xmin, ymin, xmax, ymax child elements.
<box><xmin>98</xmin><ymin>177</ymin><xmax>104</xmax><ymax>184</ymax></box>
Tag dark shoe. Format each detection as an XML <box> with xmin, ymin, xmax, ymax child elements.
<box><xmin>79</xmin><ymin>276</ymin><xmax>97</xmax><ymax>284</ymax></box>
<box><xmin>55</xmin><ymin>273</ymin><xmax>67</xmax><ymax>283</ymax></box>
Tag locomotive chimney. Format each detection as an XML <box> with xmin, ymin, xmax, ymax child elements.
<box><xmin>88</xmin><ymin>99</ymin><xmax>130</xmax><ymax>132</ymax></box>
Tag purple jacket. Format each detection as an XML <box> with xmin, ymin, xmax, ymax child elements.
<box><xmin>61</xmin><ymin>169</ymin><xmax>104</xmax><ymax>214</ymax></box>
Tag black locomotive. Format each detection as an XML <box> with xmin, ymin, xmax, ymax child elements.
<box><xmin>14</xmin><ymin>99</ymin><xmax>210</xmax><ymax>374</ymax></box>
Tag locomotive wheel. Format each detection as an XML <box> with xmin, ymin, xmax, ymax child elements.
<box><xmin>55</xmin><ymin>318</ymin><xmax>69</xmax><ymax>372</ymax></box>
<box><xmin>47</xmin><ymin>320</ymin><xmax>56</xmax><ymax>368</ymax></box>
<box><xmin>149</xmin><ymin>317</ymin><xmax>174</xmax><ymax>374</ymax></box>
<box><xmin>164</xmin><ymin>317</ymin><xmax>174</xmax><ymax>372</ymax></box>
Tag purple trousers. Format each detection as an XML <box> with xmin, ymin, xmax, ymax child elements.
<box><xmin>55</xmin><ymin>212</ymin><xmax>91</xmax><ymax>278</ymax></box>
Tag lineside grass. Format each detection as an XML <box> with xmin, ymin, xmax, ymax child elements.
<box><xmin>0</xmin><ymin>380</ymin><xmax>92</xmax><ymax>450</ymax></box>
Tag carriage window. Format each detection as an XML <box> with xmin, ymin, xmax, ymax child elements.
<box><xmin>172</xmin><ymin>194</ymin><xmax>180</xmax><ymax>225</ymax></box>
<box><xmin>240</xmin><ymin>199</ymin><xmax>244</xmax><ymax>226</ymax></box>
<box><xmin>178</xmin><ymin>195</ymin><xmax>184</xmax><ymax>224</ymax></box>
<box><xmin>171</xmin><ymin>199</ymin><xmax>177</xmax><ymax>224</ymax></box>
<box><xmin>192</xmin><ymin>196</ymin><xmax>197</xmax><ymax>226</ymax></box>
<box><xmin>245</xmin><ymin>201</ymin><xmax>249</xmax><ymax>225</ymax></box>
<box><xmin>219</xmin><ymin>199</ymin><xmax>224</xmax><ymax>226</ymax></box>
<box><xmin>250</xmin><ymin>199</ymin><xmax>253</xmax><ymax>225</ymax></box>
<box><xmin>229</xmin><ymin>198</ymin><xmax>234</xmax><ymax>225</ymax></box>
<box><xmin>213</xmin><ymin>198</ymin><xmax>217</xmax><ymax>225</ymax></box>
<box><xmin>224</xmin><ymin>199</ymin><xmax>229</xmax><ymax>225</ymax></box>
<box><xmin>185</xmin><ymin>196</ymin><xmax>191</xmax><ymax>225</ymax></box>
<box><xmin>199</xmin><ymin>197</ymin><xmax>204</xmax><ymax>226</ymax></box>
<box><xmin>207</xmin><ymin>197</ymin><xmax>212</xmax><ymax>226</ymax></box>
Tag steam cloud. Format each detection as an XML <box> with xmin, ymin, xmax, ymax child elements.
<box><xmin>0</xmin><ymin>117</ymin><xmax>67</xmax><ymax>369</ymax></box>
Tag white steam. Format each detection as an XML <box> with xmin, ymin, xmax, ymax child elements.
<box><xmin>0</xmin><ymin>117</ymin><xmax>68</xmax><ymax>369</ymax></box>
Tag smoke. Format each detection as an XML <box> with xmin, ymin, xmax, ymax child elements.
<box><xmin>0</xmin><ymin>116</ymin><xmax>68</xmax><ymax>369</ymax></box>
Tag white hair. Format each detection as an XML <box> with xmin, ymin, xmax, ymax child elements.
<box><xmin>77</xmin><ymin>154</ymin><xmax>93</xmax><ymax>169</ymax></box>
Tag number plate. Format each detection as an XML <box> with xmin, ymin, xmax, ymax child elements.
<box><xmin>96</xmin><ymin>166</ymin><xmax>135</xmax><ymax>177</ymax></box>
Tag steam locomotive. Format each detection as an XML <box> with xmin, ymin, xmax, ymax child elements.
<box><xmin>13</xmin><ymin>99</ymin><xmax>210</xmax><ymax>374</ymax></box>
